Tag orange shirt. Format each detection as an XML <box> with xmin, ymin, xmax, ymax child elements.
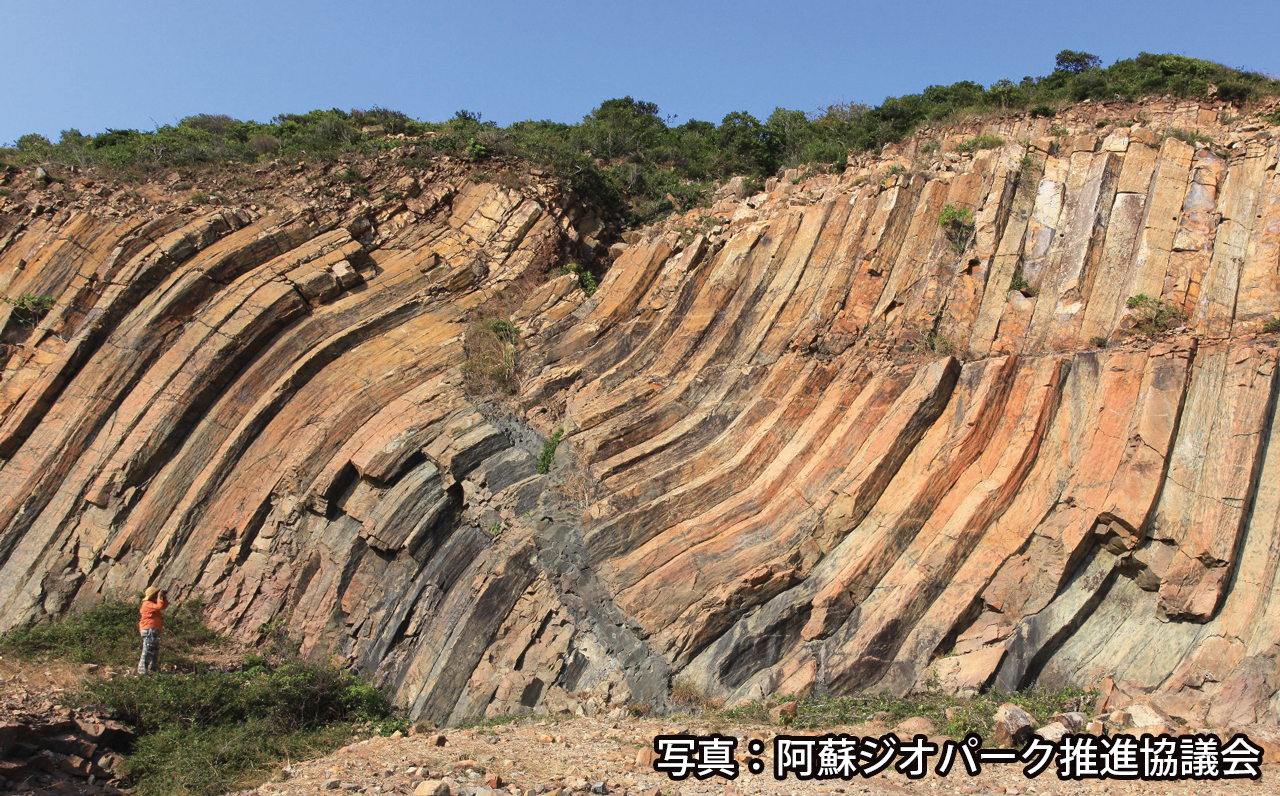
<box><xmin>139</xmin><ymin>598</ymin><xmax>168</xmax><ymax>632</ymax></box>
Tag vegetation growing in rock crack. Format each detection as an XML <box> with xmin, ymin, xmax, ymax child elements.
<box><xmin>537</xmin><ymin>428</ymin><xmax>565</xmax><ymax>474</ymax></box>
<box><xmin>561</xmin><ymin>261</ymin><xmax>599</xmax><ymax>296</ymax></box>
<box><xmin>1125</xmin><ymin>293</ymin><xmax>1187</xmax><ymax>337</ymax></box>
<box><xmin>938</xmin><ymin>204</ymin><xmax>975</xmax><ymax>252</ymax></box>
<box><xmin>954</xmin><ymin>134</ymin><xmax>1004</xmax><ymax>153</ymax></box>
<box><xmin>2</xmin><ymin>293</ymin><xmax>56</xmax><ymax>327</ymax></box>
<box><xmin>462</xmin><ymin>317</ymin><xmax>521</xmax><ymax>395</ymax></box>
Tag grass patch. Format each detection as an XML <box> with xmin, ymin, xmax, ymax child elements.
<box><xmin>1009</xmin><ymin>270</ymin><xmax>1031</xmax><ymax>295</ymax></box>
<box><xmin>124</xmin><ymin>721</ymin><xmax>353</xmax><ymax>796</ymax></box>
<box><xmin>462</xmin><ymin>317</ymin><xmax>521</xmax><ymax>396</ymax></box>
<box><xmin>0</xmin><ymin>598</ymin><xmax>220</xmax><ymax>671</ymax></box>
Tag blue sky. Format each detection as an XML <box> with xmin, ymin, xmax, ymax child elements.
<box><xmin>4</xmin><ymin>0</ymin><xmax>1280</xmax><ymax>145</ymax></box>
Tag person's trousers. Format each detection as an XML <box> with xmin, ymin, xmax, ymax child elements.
<box><xmin>138</xmin><ymin>628</ymin><xmax>159</xmax><ymax>674</ymax></box>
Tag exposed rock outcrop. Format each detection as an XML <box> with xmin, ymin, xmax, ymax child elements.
<box><xmin>2</xmin><ymin>98</ymin><xmax>1280</xmax><ymax>728</ymax></box>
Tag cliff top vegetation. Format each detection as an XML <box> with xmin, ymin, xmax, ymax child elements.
<box><xmin>3</xmin><ymin>51</ymin><xmax>1277</xmax><ymax>224</ymax></box>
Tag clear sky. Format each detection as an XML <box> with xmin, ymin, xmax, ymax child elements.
<box><xmin>4</xmin><ymin>0</ymin><xmax>1280</xmax><ymax>145</ymax></box>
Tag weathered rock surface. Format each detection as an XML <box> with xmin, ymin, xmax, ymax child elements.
<box><xmin>2</xmin><ymin>98</ymin><xmax>1280</xmax><ymax>726</ymax></box>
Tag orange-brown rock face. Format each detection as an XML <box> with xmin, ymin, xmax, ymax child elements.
<box><xmin>2</xmin><ymin>99</ymin><xmax>1280</xmax><ymax>726</ymax></box>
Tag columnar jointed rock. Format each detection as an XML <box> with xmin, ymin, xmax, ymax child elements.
<box><xmin>1</xmin><ymin>99</ymin><xmax>1280</xmax><ymax>726</ymax></box>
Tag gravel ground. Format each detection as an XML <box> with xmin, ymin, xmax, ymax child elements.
<box><xmin>239</xmin><ymin>716</ymin><xmax>1278</xmax><ymax>796</ymax></box>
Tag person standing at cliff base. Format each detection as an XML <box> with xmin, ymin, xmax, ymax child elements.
<box><xmin>138</xmin><ymin>586</ymin><xmax>168</xmax><ymax>675</ymax></box>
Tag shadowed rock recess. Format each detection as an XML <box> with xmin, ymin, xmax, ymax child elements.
<box><xmin>3</xmin><ymin>98</ymin><xmax>1280</xmax><ymax>727</ymax></box>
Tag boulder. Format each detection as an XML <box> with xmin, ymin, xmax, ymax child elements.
<box><xmin>414</xmin><ymin>780</ymin><xmax>450</xmax><ymax>796</ymax></box>
<box><xmin>991</xmin><ymin>704</ymin><xmax>1036</xmax><ymax>747</ymax></box>
<box><xmin>1035</xmin><ymin>722</ymin><xmax>1069</xmax><ymax>742</ymax></box>
<box><xmin>768</xmin><ymin>700</ymin><xmax>799</xmax><ymax>725</ymax></box>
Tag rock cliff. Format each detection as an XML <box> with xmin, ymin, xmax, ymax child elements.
<box><xmin>2</xmin><ymin>97</ymin><xmax>1280</xmax><ymax>728</ymax></box>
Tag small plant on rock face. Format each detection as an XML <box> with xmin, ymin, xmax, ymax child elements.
<box><xmin>938</xmin><ymin>204</ymin><xmax>975</xmax><ymax>252</ymax></box>
<box><xmin>1164</xmin><ymin>127</ymin><xmax>1209</xmax><ymax>147</ymax></box>
<box><xmin>561</xmin><ymin>262</ymin><xmax>599</xmax><ymax>296</ymax></box>
<box><xmin>1261</xmin><ymin>317</ymin><xmax>1280</xmax><ymax>334</ymax></box>
<box><xmin>954</xmin><ymin>134</ymin><xmax>1004</xmax><ymax>154</ymax></box>
<box><xmin>1125</xmin><ymin>294</ymin><xmax>1187</xmax><ymax>337</ymax></box>
<box><xmin>1029</xmin><ymin>105</ymin><xmax>1056</xmax><ymax>118</ymax></box>
<box><xmin>537</xmin><ymin>428</ymin><xmax>564</xmax><ymax>474</ymax></box>
<box><xmin>919</xmin><ymin>333</ymin><xmax>959</xmax><ymax>357</ymax></box>
<box><xmin>1009</xmin><ymin>272</ymin><xmax>1031</xmax><ymax>294</ymax></box>
<box><xmin>1090</xmin><ymin>335</ymin><xmax>1110</xmax><ymax>348</ymax></box>
<box><xmin>2</xmin><ymin>293</ymin><xmax>55</xmax><ymax>327</ymax></box>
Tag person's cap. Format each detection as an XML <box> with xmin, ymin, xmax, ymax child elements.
<box><xmin>144</xmin><ymin>586</ymin><xmax>160</xmax><ymax>600</ymax></box>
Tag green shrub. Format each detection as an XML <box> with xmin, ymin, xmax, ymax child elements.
<box><xmin>560</xmin><ymin>263</ymin><xmax>599</xmax><ymax>298</ymax></box>
<box><xmin>1261</xmin><ymin>318</ymin><xmax>1280</xmax><ymax>333</ymax></box>
<box><xmin>1009</xmin><ymin>272</ymin><xmax>1031</xmax><ymax>294</ymax></box>
<box><xmin>84</xmin><ymin>658</ymin><xmax>395</xmax><ymax>796</ymax></box>
<box><xmin>1091</xmin><ymin>335</ymin><xmax>1110</xmax><ymax>348</ymax></box>
<box><xmin>84</xmin><ymin>659</ymin><xmax>390</xmax><ymax>733</ymax></box>
<box><xmin>1215</xmin><ymin>82</ymin><xmax>1253</xmax><ymax>106</ymax></box>
<box><xmin>1029</xmin><ymin>105</ymin><xmax>1056</xmax><ymax>118</ymax></box>
<box><xmin>0</xmin><ymin>598</ymin><xmax>219</xmax><ymax>670</ymax></box>
<box><xmin>537</xmin><ymin>428</ymin><xmax>564</xmax><ymax>474</ymax></box>
<box><xmin>1125</xmin><ymin>294</ymin><xmax>1187</xmax><ymax>336</ymax></box>
<box><xmin>955</xmin><ymin>134</ymin><xmax>1004</xmax><ymax>153</ymax></box>
<box><xmin>562</xmin><ymin>262</ymin><xmax>600</xmax><ymax>296</ymax></box>
<box><xmin>939</xmin><ymin>204</ymin><xmax>976</xmax><ymax>252</ymax></box>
